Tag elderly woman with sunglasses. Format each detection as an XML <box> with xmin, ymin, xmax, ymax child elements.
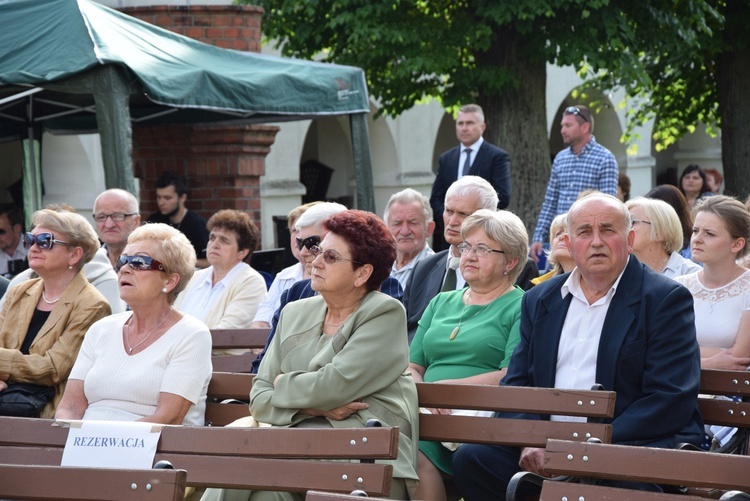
<box><xmin>175</xmin><ymin>210</ymin><xmax>267</xmax><ymax>355</ymax></box>
<box><xmin>56</xmin><ymin>224</ymin><xmax>212</xmax><ymax>425</ymax></box>
<box><xmin>0</xmin><ymin>209</ymin><xmax>111</xmax><ymax>417</ymax></box>
<box><xmin>408</xmin><ymin>209</ymin><xmax>527</xmax><ymax>501</ymax></box>
<box><xmin>201</xmin><ymin>210</ymin><xmax>419</xmax><ymax>501</ymax></box>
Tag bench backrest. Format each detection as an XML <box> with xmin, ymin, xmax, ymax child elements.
<box><xmin>0</xmin><ymin>464</ymin><xmax>186</xmax><ymax>501</ymax></box>
<box><xmin>0</xmin><ymin>417</ymin><xmax>399</xmax><ymax>496</ymax></box>
<box><xmin>210</xmin><ymin>328</ymin><xmax>269</xmax><ymax>350</ymax></box>
<box><xmin>539</xmin><ymin>479</ymin><xmax>704</xmax><ymax>501</ymax></box>
<box><xmin>205</xmin><ymin>372</ymin><xmax>255</xmax><ymax>426</ymax></box>
<box><xmin>699</xmin><ymin>369</ymin><xmax>750</xmax><ymax>429</ymax></box>
<box><xmin>416</xmin><ymin>382</ymin><xmax>615</xmax><ymax>448</ymax></box>
<box><xmin>543</xmin><ymin>438</ymin><xmax>750</xmax><ymax>492</ymax></box>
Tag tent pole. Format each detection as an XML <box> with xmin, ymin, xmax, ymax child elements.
<box><xmin>93</xmin><ymin>66</ymin><xmax>136</xmax><ymax>194</ymax></box>
<box><xmin>349</xmin><ymin>112</ymin><xmax>375</xmax><ymax>212</ymax></box>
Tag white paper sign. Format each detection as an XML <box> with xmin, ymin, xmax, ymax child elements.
<box><xmin>60</xmin><ymin>420</ymin><xmax>162</xmax><ymax>469</ymax></box>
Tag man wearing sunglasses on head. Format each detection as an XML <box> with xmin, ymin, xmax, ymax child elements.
<box><xmin>250</xmin><ymin>204</ymin><xmax>404</xmax><ymax>373</ymax></box>
<box><xmin>530</xmin><ymin>105</ymin><xmax>618</xmax><ymax>265</ymax></box>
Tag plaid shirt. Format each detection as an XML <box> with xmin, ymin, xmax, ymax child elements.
<box><xmin>532</xmin><ymin>136</ymin><xmax>618</xmax><ymax>243</ymax></box>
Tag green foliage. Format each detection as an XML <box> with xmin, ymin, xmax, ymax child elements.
<box><xmin>249</xmin><ymin>0</ymin><xmax>719</xmax><ymax>149</ymax></box>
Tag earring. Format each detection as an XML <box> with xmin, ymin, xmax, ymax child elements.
<box><xmin>68</xmin><ymin>265</ymin><xmax>73</xmax><ymax>270</ymax></box>
<box><xmin>162</xmin><ymin>287</ymin><xmax>168</xmax><ymax>293</ymax></box>
<box><xmin>503</xmin><ymin>270</ymin><xmax>508</xmax><ymax>276</ymax></box>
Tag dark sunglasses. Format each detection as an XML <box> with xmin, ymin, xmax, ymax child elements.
<box><xmin>564</xmin><ymin>106</ymin><xmax>589</xmax><ymax>123</ymax></box>
<box><xmin>296</xmin><ymin>235</ymin><xmax>321</xmax><ymax>251</ymax></box>
<box><xmin>116</xmin><ymin>254</ymin><xmax>166</xmax><ymax>273</ymax></box>
<box><xmin>23</xmin><ymin>232</ymin><xmax>69</xmax><ymax>251</ymax></box>
<box><xmin>310</xmin><ymin>245</ymin><xmax>362</xmax><ymax>265</ymax></box>
<box><xmin>0</xmin><ymin>229</ymin><xmax>6</xmax><ymax>235</ymax></box>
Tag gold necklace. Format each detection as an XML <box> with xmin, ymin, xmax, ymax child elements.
<box><xmin>449</xmin><ymin>286</ymin><xmax>514</xmax><ymax>340</ymax></box>
<box><xmin>125</xmin><ymin>309</ymin><xmax>172</xmax><ymax>354</ymax></box>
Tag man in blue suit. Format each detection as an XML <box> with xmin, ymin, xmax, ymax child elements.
<box><xmin>430</xmin><ymin>104</ymin><xmax>511</xmax><ymax>251</ymax></box>
<box><xmin>452</xmin><ymin>193</ymin><xmax>704</xmax><ymax>499</ymax></box>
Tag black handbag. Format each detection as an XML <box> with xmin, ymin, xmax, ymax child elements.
<box><xmin>0</xmin><ymin>381</ymin><xmax>55</xmax><ymax>417</ymax></box>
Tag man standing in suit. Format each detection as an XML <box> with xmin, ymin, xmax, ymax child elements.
<box><xmin>404</xmin><ymin>176</ymin><xmax>498</xmax><ymax>342</ymax></box>
<box><xmin>452</xmin><ymin>193</ymin><xmax>704</xmax><ymax>499</ymax></box>
<box><xmin>430</xmin><ymin>104</ymin><xmax>511</xmax><ymax>251</ymax></box>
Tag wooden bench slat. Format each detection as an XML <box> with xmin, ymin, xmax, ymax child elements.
<box><xmin>205</xmin><ymin>403</ymin><xmax>252</xmax><ymax>426</ymax></box>
<box><xmin>539</xmin><ymin>480</ymin><xmax>704</xmax><ymax>501</ymax></box>
<box><xmin>210</xmin><ymin>329</ymin><xmax>269</xmax><ymax>350</ymax></box>
<box><xmin>0</xmin><ymin>418</ymin><xmax>400</xmax><ymax>460</ymax></box>
<box><xmin>419</xmin><ymin>414</ymin><xmax>612</xmax><ymax>447</ymax></box>
<box><xmin>159</xmin><ymin>455</ymin><xmax>392</xmax><ymax>495</ymax></box>
<box><xmin>306</xmin><ymin>491</ymin><xmax>389</xmax><ymax>500</ymax></box>
<box><xmin>416</xmin><ymin>383</ymin><xmax>616</xmax><ymax>418</ymax></box>
<box><xmin>698</xmin><ymin>398</ymin><xmax>750</xmax><ymax>427</ymax></box>
<box><xmin>544</xmin><ymin>439</ymin><xmax>750</xmax><ymax>492</ymax></box>
<box><xmin>206</xmin><ymin>372</ymin><xmax>254</xmax><ymax>399</ymax></box>
<box><xmin>700</xmin><ymin>369</ymin><xmax>750</xmax><ymax>397</ymax></box>
<box><xmin>0</xmin><ymin>464</ymin><xmax>186</xmax><ymax>501</ymax></box>
<box><xmin>211</xmin><ymin>353</ymin><xmax>257</xmax><ymax>373</ymax></box>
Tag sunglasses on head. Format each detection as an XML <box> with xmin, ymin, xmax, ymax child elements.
<box><xmin>564</xmin><ymin>106</ymin><xmax>589</xmax><ymax>123</ymax></box>
<box><xmin>23</xmin><ymin>232</ymin><xmax>69</xmax><ymax>251</ymax></box>
<box><xmin>296</xmin><ymin>235</ymin><xmax>321</xmax><ymax>251</ymax></box>
<box><xmin>116</xmin><ymin>255</ymin><xmax>166</xmax><ymax>273</ymax></box>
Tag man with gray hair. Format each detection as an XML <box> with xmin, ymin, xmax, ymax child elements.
<box><xmin>92</xmin><ymin>188</ymin><xmax>142</xmax><ymax>269</ymax></box>
<box><xmin>384</xmin><ymin>188</ymin><xmax>435</xmax><ymax>288</ymax></box>
<box><xmin>404</xmin><ymin>176</ymin><xmax>498</xmax><ymax>341</ymax></box>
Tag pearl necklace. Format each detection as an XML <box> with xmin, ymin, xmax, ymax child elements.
<box><xmin>41</xmin><ymin>290</ymin><xmax>61</xmax><ymax>305</ymax></box>
<box><xmin>125</xmin><ymin>309</ymin><xmax>172</xmax><ymax>355</ymax></box>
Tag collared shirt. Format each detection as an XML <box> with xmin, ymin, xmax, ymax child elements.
<box><xmin>390</xmin><ymin>244</ymin><xmax>435</xmax><ymax>289</ymax></box>
<box><xmin>443</xmin><ymin>249</ymin><xmax>465</xmax><ymax>290</ymax></box>
<box><xmin>552</xmin><ymin>259</ymin><xmax>628</xmax><ymax>422</ymax></box>
<box><xmin>663</xmin><ymin>251</ymin><xmax>702</xmax><ymax>280</ymax></box>
<box><xmin>457</xmin><ymin>137</ymin><xmax>484</xmax><ymax>180</ymax></box>
<box><xmin>0</xmin><ymin>237</ymin><xmax>27</xmax><ymax>276</ymax></box>
<box><xmin>251</xmin><ymin>262</ymin><xmax>304</xmax><ymax>324</ymax></box>
<box><xmin>532</xmin><ymin>136</ymin><xmax>618</xmax><ymax>243</ymax></box>
<box><xmin>177</xmin><ymin>261</ymin><xmax>245</xmax><ymax>322</ymax></box>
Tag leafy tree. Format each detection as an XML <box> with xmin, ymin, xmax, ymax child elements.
<box><xmin>249</xmin><ymin>0</ymin><xmax>717</xmax><ymax>229</ymax></box>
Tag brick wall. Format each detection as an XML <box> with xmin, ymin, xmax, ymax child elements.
<box><xmin>120</xmin><ymin>4</ymin><xmax>276</xmax><ymax>233</ymax></box>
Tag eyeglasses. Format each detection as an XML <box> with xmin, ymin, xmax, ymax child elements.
<box><xmin>23</xmin><ymin>232</ymin><xmax>69</xmax><ymax>251</ymax></box>
<box><xmin>296</xmin><ymin>235</ymin><xmax>321</xmax><ymax>251</ymax></box>
<box><xmin>310</xmin><ymin>245</ymin><xmax>363</xmax><ymax>265</ymax></box>
<box><xmin>116</xmin><ymin>254</ymin><xmax>166</xmax><ymax>272</ymax></box>
<box><xmin>458</xmin><ymin>242</ymin><xmax>505</xmax><ymax>257</ymax></box>
<box><xmin>0</xmin><ymin>229</ymin><xmax>6</xmax><ymax>235</ymax></box>
<box><xmin>631</xmin><ymin>219</ymin><xmax>652</xmax><ymax>227</ymax></box>
<box><xmin>564</xmin><ymin>106</ymin><xmax>589</xmax><ymax>123</ymax></box>
<box><xmin>93</xmin><ymin>213</ymin><xmax>138</xmax><ymax>222</ymax></box>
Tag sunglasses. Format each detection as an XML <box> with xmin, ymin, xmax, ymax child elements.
<box><xmin>116</xmin><ymin>254</ymin><xmax>166</xmax><ymax>273</ymax></box>
<box><xmin>564</xmin><ymin>106</ymin><xmax>589</xmax><ymax>123</ymax></box>
<box><xmin>23</xmin><ymin>232</ymin><xmax>69</xmax><ymax>251</ymax></box>
<box><xmin>0</xmin><ymin>229</ymin><xmax>6</xmax><ymax>235</ymax></box>
<box><xmin>310</xmin><ymin>245</ymin><xmax>363</xmax><ymax>265</ymax></box>
<box><xmin>296</xmin><ymin>235</ymin><xmax>321</xmax><ymax>251</ymax></box>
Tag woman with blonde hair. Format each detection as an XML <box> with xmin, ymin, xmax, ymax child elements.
<box><xmin>57</xmin><ymin>223</ymin><xmax>212</xmax><ymax>425</ymax></box>
<box><xmin>626</xmin><ymin>198</ymin><xmax>701</xmax><ymax>279</ymax></box>
<box><xmin>0</xmin><ymin>209</ymin><xmax>110</xmax><ymax>417</ymax></box>
<box><xmin>530</xmin><ymin>213</ymin><xmax>574</xmax><ymax>286</ymax></box>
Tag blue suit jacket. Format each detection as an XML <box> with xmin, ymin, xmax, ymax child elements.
<box><xmin>429</xmin><ymin>140</ymin><xmax>511</xmax><ymax>220</ymax></box>
<box><xmin>251</xmin><ymin>276</ymin><xmax>403</xmax><ymax>373</ymax></box>
<box><xmin>503</xmin><ymin>256</ymin><xmax>704</xmax><ymax>447</ymax></box>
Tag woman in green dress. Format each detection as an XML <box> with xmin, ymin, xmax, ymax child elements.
<box><xmin>408</xmin><ymin>209</ymin><xmax>528</xmax><ymax>500</ymax></box>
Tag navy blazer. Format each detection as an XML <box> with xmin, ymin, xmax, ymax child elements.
<box><xmin>251</xmin><ymin>276</ymin><xmax>403</xmax><ymax>373</ymax></box>
<box><xmin>503</xmin><ymin>256</ymin><xmax>704</xmax><ymax>448</ymax></box>
<box><xmin>429</xmin><ymin>140</ymin><xmax>511</xmax><ymax>220</ymax></box>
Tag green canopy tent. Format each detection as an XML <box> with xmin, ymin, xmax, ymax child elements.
<box><xmin>0</xmin><ymin>0</ymin><xmax>375</xmax><ymax>224</ymax></box>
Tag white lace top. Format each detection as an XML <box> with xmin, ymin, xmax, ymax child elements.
<box><xmin>676</xmin><ymin>270</ymin><xmax>750</xmax><ymax>349</ymax></box>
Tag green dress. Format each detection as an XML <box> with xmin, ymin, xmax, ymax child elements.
<box><xmin>409</xmin><ymin>286</ymin><xmax>523</xmax><ymax>474</ymax></box>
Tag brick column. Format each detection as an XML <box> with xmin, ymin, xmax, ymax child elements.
<box><xmin>120</xmin><ymin>5</ymin><xmax>276</xmax><ymax>230</ymax></box>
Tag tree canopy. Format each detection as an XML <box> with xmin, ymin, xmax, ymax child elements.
<box><xmin>250</xmin><ymin>0</ymin><xmax>722</xmax><ymax>227</ymax></box>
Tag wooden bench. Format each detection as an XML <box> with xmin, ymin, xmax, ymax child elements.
<box><xmin>0</xmin><ymin>463</ymin><xmax>187</xmax><ymax>500</ymax></box>
<box><xmin>538</xmin><ymin>479</ymin><xmax>708</xmax><ymax>501</ymax></box>
<box><xmin>305</xmin><ymin>491</ymin><xmax>380</xmax><ymax>500</ymax></box>
<box><xmin>697</xmin><ymin>369</ymin><xmax>750</xmax><ymax>454</ymax></box>
<box><xmin>416</xmin><ymin>382</ymin><xmax>615</xmax><ymax>448</ymax></box>
<box><xmin>210</xmin><ymin>328</ymin><xmax>270</xmax><ymax>373</ymax></box>
<box><xmin>527</xmin><ymin>439</ymin><xmax>750</xmax><ymax>497</ymax></box>
<box><xmin>0</xmin><ymin>417</ymin><xmax>399</xmax><ymax>496</ymax></box>
<box><xmin>204</xmin><ymin>371</ymin><xmax>255</xmax><ymax>426</ymax></box>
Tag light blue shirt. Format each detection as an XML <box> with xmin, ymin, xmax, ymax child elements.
<box><xmin>177</xmin><ymin>261</ymin><xmax>245</xmax><ymax>322</ymax></box>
